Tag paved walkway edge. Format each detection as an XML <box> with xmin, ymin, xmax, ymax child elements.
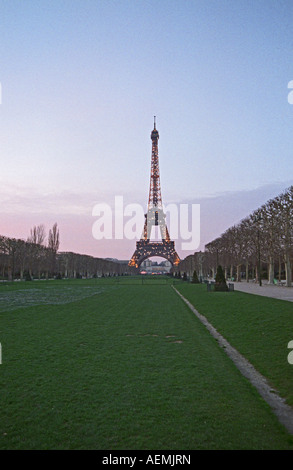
<box><xmin>172</xmin><ymin>286</ymin><xmax>293</xmax><ymax>435</ymax></box>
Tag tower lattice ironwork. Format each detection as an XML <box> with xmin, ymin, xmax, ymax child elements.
<box><xmin>129</xmin><ymin>118</ymin><xmax>180</xmax><ymax>269</ymax></box>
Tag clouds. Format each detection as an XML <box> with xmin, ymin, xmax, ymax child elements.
<box><xmin>0</xmin><ymin>183</ymin><xmax>92</xmax><ymax>215</ymax></box>
<box><xmin>1</xmin><ymin>179</ymin><xmax>292</xmax><ymax>259</ymax></box>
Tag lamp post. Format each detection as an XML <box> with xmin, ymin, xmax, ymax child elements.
<box><xmin>254</xmin><ymin>214</ymin><xmax>262</xmax><ymax>287</ymax></box>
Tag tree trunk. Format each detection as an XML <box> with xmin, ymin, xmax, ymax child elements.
<box><xmin>284</xmin><ymin>252</ymin><xmax>292</xmax><ymax>287</ymax></box>
<box><xmin>268</xmin><ymin>256</ymin><xmax>275</xmax><ymax>285</ymax></box>
<box><xmin>246</xmin><ymin>260</ymin><xmax>249</xmax><ymax>282</ymax></box>
<box><xmin>236</xmin><ymin>264</ymin><xmax>241</xmax><ymax>282</ymax></box>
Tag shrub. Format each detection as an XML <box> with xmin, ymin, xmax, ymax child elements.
<box><xmin>214</xmin><ymin>265</ymin><xmax>228</xmax><ymax>292</ymax></box>
<box><xmin>191</xmin><ymin>270</ymin><xmax>200</xmax><ymax>284</ymax></box>
<box><xmin>24</xmin><ymin>271</ymin><xmax>33</xmax><ymax>281</ymax></box>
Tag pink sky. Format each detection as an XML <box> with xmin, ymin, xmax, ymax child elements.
<box><xmin>1</xmin><ymin>181</ymin><xmax>291</xmax><ymax>261</ymax></box>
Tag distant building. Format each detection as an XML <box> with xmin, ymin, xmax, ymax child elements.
<box><xmin>140</xmin><ymin>259</ymin><xmax>171</xmax><ymax>274</ymax></box>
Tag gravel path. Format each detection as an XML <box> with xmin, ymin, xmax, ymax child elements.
<box><xmin>232</xmin><ymin>281</ymin><xmax>293</xmax><ymax>302</ymax></box>
<box><xmin>173</xmin><ymin>286</ymin><xmax>293</xmax><ymax>436</ymax></box>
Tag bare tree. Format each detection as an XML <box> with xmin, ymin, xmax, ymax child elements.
<box><xmin>201</xmin><ymin>185</ymin><xmax>293</xmax><ymax>286</ymax></box>
<box><xmin>47</xmin><ymin>223</ymin><xmax>60</xmax><ymax>276</ymax></box>
<box><xmin>48</xmin><ymin>223</ymin><xmax>60</xmax><ymax>253</ymax></box>
<box><xmin>278</xmin><ymin>190</ymin><xmax>293</xmax><ymax>286</ymax></box>
<box><xmin>26</xmin><ymin>224</ymin><xmax>47</xmax><ymax>278</ymax></box>
<box><xmin>28</xmin><ymin>224</ymin><xmax>46</xmax><ymax>245</ymax></box>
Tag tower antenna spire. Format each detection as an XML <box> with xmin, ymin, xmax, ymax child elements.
<box><xmin>154</xmin><ymin>115</ymin><xmax>156</xmax><ymax>129</ymax></box>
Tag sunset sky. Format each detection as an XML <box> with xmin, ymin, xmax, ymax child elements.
<box><xmin>1</xmin><ymin>0</ymin><xmax>293</xmax><ymax>260</ymax></box>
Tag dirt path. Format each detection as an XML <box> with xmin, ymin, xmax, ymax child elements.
<box><xmin>233</xmin><ymin>281</ymin><xmax>293</xmax><ymax>302</ymax></box>
<box><xmin>173</xmin><ymin>286</ymin><xmax>293</xmax><ymax>435</ymax></box>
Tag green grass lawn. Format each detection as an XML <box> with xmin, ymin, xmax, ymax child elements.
<box><xmin>0</xmin><ymin>278</ymin><xmax>292</xmax><ymax>449</ymax></box>
<box><xmin>176</xmin><ymin>283</ymin><xmax>293</xmax><ymax>409</ymax></box>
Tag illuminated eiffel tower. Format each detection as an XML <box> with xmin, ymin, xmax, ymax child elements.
<box><xmin>129</xmin><ymin>118</ymin><xmax>180</xmax><ymax>269</ymax></box>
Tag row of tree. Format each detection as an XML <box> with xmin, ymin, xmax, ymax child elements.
<box><xmin>175</xmin><ymin>185</ymin><xmax>293</xmax><ymax>286</ymax></box>
<box><xmin>0</xmin><ymin>223</ymin><xmax>135</xmax><ymax>280</ymax></box>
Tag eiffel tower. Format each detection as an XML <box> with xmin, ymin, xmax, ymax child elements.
<box><xmin>129</xmin><ymin>118</ymin><xmax>180</xmax><ymax>269</ymax></box>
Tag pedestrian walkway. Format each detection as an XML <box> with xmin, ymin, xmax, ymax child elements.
<box><xmin>233</xmin><ymin>281</ymin><xmax>293</xmax><ymax>302</ymax></box>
